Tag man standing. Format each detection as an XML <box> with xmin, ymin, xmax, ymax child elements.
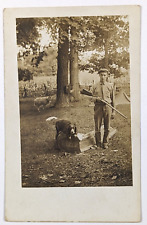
<box><xmin>93</xmin><ymin>68</ymin><xmax>115</xmax><ymax>149</ymax></box>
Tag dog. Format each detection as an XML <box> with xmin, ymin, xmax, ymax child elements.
<box><xmin>46</xmin><ymin>117</ymin><xmax>79</xmax><ymax>152</ymax></box>
<box><xmin>34</xmin><ymin>96</ymin><xmax>50</xmax><ymax>112</ymax></box>
<box><xmin>55</xmin><ymin>120</ymin><xmax>77</xmax><ymax>140</ymax></box>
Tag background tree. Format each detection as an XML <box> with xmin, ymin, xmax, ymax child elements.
<box><xmin>89</xmin><ymin>16</ymin><xmax>129</xmax><ymax>74</ymax></box>
<box><xmin>16</xmin><ymin>18</ymin><xmax>43</xmax><ymax>55</ymax></box>
<box><xmin>56</xmin><ymin>20</ymin><xmax>69</xmax><ymax>107</ymax></box>
<box><xmin>78</xmin><ymin>16</ymin><xmax>129</xmax><ymax>77</ymax></box>
<box><xmin>16</xmin><ymin>16</ymin><xmax>130</xmax><ymax>105</ymax></box>
<box><xmin>70</xmin><ymin>27</ymin><xmax>80</xmax><ymax>101</ymax></box>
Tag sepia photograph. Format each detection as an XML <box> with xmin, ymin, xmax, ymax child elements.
<box><xmin>4</xmin><ymin>5</ymin><xmax>140</xmax><ymax>222</ymax></box>
<box><xmin>17</xmin><ymin>15</ymin><xmax>132</xmax><ymax>188</ymax></box>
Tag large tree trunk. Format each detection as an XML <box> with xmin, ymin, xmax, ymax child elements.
<box><xmin>104</xmin><ymin>31</ymin><xmax>109</xmax><ymax>69</ymax></box>
<box><xmin>70</xmin><ymin>27</ymin><xmax>80</xmax><ymax>102</ymax></box>
<box><xmin>104</xmin><ymin>38</ymin><xmax>109</xmax><ymax>69</ymax></box>
<box><xmin>56</xmin><ymin>26</ymin><xmax>69</xmax><ymax>107</ymax></box>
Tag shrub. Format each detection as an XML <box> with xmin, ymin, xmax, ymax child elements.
<box><xmin>18</xmin><ymin>68</ymin><xmax>33</xmax><ymax>81</ymax></box>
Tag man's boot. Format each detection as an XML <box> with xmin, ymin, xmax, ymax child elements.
<box><xmin>103</xmin><ymin>143</ymin><xmax>108</xmax><ymax>149</ymax></box>
<box><xmin>103</xmin><ymin>129</ymin><xmax>109</xmax><ymax>149</ymax></box>
<box><xmin>95</xmin><ymin>131</ymin><xmax>101</xmax><ymax>148</ymax></box>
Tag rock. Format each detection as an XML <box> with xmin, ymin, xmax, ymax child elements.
<box><xmin>59</xmin><ymin>180</ymin><xmax>65</xmax><ymax>183</ymax></box>
<box><xmin>48</xmin><ymin>174</ymin><xmax>53</xmax><ymax>177</ymax></box>
<box><xmin>112</xmin><ymin>175</ymin><xmax>117</xmax><ymax>180</ymax></box>
<box><xmin>75</xmin><ymin>181</ymin><xmax>81</xmax><ymax>184</ymax></box>
<box><xmin>80</xmin><ymin>173</ymin><xmax>87</xmax><ymax>178</ymax></box>
<box><xmin>39</xmin><ymin>175</ymin><xmax>48</xmax><ymax>181</ymax></box>
<box><xmin>23</xmin><ymin>175</ymin><xmax>29</xmax><ymax>178</ymax></box>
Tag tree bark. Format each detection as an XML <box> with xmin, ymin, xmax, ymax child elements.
<box><xmin>104</xmin><ymin>38</ymin><xmax>109</xmax><ymax>69</ymax></box>
<box><xmin>56</xmin><ymin>26</ymin><xmax>69</xmax><ymax>107</ymax></box>
<box><xmin>70</xmin><ymin>27</ymin><xmax>80</xmax><ymax>101</ymax></box>
<box><xmin>104</xmin><ymin>31</ymin><xmax>109</xmax><ymax>69</ymax></box>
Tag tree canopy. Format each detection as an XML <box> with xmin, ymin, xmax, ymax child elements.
<box><xmin>16</xmin><ymin>15</ymin><xmax>129</xmax><ymax>76</ymax></box>
<box><xmin>16</xmin><ymin>15</ymin><xmax>130</xmax><ymax>106</ymax></box>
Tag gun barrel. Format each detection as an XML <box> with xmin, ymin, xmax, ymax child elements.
<box><xmin>101</xmin><ymin>99</ymin><xmax>127</xmax><ymax>119</ymax></box>
<box><xmin>81</xmin><ymin>89</ymin><xmax>127</xmax><ymax>119</ymax></box>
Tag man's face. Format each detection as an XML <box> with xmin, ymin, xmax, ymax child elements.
<box><xmin>99</xmin><ymin>72</ymin><xmax>108</xmax><ymax>84</ymax></box>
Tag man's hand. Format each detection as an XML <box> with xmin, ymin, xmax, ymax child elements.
<box><xmin>93</xmin><ymin>96</ymin><xmax>103</xmax><ymax>103</ymax></box>
<box><xmin>91</xmin><ymin>96</ymin><xmax>101</xmax><ymax>103</ymax></box>
<box><xmin>111</xmin><ymin>112</ymin><xmax>115</xmax><ymax>119</ymax></box>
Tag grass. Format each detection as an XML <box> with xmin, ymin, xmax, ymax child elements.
<box><xmin>20</xmin><ymin>96</ymin><xmax>132</xmax><ymax>187</ymax></box>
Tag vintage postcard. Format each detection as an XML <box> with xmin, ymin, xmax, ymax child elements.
<box><xmin>4</xmin><ymin>5</ymin><xmax>141</xmax><ymax>222</ymax></box>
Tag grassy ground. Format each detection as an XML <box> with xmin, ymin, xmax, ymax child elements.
<box><xmin>20</xmin><ymin>95</ymin><xmax>132</xmax><ymax>187</ymax></box>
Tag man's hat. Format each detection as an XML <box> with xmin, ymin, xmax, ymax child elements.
<box><xmin>98</xmin><ymin>68</ymin><xmax>109</xmax><ymax>74</ymax></box>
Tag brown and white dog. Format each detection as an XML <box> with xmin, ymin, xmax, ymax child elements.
<box><xmin>46</xmin><ymin>117</ymin><xmax>77</xmax><ymax>139</ymax></box>
<box><xmin>46</xmin><ymin>117</ymin><xmax>79</xmax><ymax>152</ymax></box>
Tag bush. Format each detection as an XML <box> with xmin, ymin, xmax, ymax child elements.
<box><xmin>18</xmin><ymin>68</ymin><xmax>33</xmax><ymax>81</ymax></box>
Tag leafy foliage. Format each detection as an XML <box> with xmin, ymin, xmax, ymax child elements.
<box><xmin>31</xmin><ymin>50</ymin><xmax>48</xmax><ymax>67</ymax></box>
<box><xmin>16</xmin><ymin>18</ymin><xmax>44</xmax><ymax>56</ymax></box>
<box><xmin>18</xmin><ymin>68</ymin><xmax>33</xmax><ymax>81</ymax></box>
<box><xmin>16</xmin><ymin>16</ymin><xmax>130</xmax><ymax>78</ymax></box>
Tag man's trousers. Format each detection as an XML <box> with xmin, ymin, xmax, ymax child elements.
<box><xmin>94</xmin><ymin>104</ymin><xmax>112</xmax><ymax>146</ymax></box>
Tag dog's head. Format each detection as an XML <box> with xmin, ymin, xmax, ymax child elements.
<box><xmin>68</xmin><ymin>124</ymin><xmax>77</xmax><ymax>137</ymax></box>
